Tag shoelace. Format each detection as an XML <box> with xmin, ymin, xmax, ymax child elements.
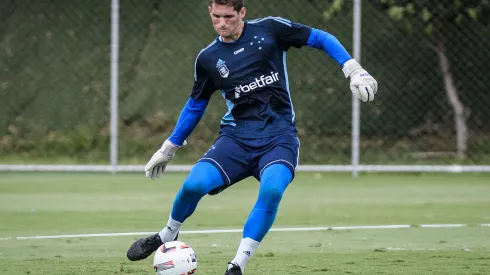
<box><xmin>144</xmin><ymin>234</ymin><xmax>160</xmax><ymax>244</ymax></box>
<box><xmin>227</xmin><ymin>262</ymin><xmax>240</xmax><ymax>270</ymax></box>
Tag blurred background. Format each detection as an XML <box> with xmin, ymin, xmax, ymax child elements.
<box><xmin>1</xmin><ymin>0</ymin><xmax>489</xmax><ymax>168</ymax></box>
<box><xmin>1</xmin><ymin>2</ymin><xmax>490</xmax><ymax>274</ymax></box>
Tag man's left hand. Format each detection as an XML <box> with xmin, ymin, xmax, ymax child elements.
<box><xmin>342</xmin><ymin>59</ymin><xmax>378</xmax><ymax>102</ymax></box>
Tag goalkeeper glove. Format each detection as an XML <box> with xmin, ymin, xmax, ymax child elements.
<box><xmin>145</xmin><ymin>139</ymin><xmax>186</xmax><ymax>180</ymax></box>
<box><xmin>342</xmin><ymin>59</ymin><xmax>378</xmax><ymax>102</ymax></box>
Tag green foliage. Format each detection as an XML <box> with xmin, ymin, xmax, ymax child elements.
<box><xmin>370</xmin><ymin>0</ymin><xmax>490</xmax><ymax>35</ymax></box>
<box><xmin>323</xmin><ymin>0</ymin><xmax>345</xmax><ymax>19</ymax></box>
<box><xmin>324</xmin><ymin>0</ymin><xmax>490</xmax><ymax>34</ymax></box>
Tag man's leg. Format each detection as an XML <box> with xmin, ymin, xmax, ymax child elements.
<box><xmin>227</xmin><ymin>163</ymin><xmax>293</xmax><ymax>273</ymax></box>
<box><xmin>158</xmin><ymin>161</ymin><xmax>225</xmax><ymax>242</ymax></box>
<box><xmin>127</xmin><ymin>161</ymin><xmax>224</xmax><ymax>261</ymax></box>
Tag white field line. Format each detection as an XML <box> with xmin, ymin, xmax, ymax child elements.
<box><xmin>0</xmin><ymin>224</ymin><xmax>487</xmax><ymax>241</ymax></box>
<box><xmin>419</xmin><ymin>224</ymin><xmax>467</xmax><ymax>228</ymax></box>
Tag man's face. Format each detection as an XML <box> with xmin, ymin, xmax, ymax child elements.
<box><xmin>209</xmin><ymin>3</ymin><xmax>246</xmax><ymax>38</ymax></box>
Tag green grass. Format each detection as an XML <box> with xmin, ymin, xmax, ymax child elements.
<box><xmin>0</xmin><ymin>172</ymin><xmax>489</xmax><ymax>274</ymax></box>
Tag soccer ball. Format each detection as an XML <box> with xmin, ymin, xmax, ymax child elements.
<box><xmin>153</xmin><ymin>241</ymin><xmax>197</xmax><ymax>275</ymax></box>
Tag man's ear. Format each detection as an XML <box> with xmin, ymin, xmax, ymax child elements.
<box><xmin>239</xmin><ymin>7</ymin><xmax>246</xmax><ymax>19</ymax></box>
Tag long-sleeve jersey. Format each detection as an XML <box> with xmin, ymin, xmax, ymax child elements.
<box><xmin>169</xmin><ymin>17</ymin><xmax>352</xmax><ymax>145</ymax></box>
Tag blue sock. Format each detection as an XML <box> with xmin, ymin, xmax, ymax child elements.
<box><xmin>243</xmin><ymin>164</ymin><xmax>293</xmax><ymax>242</ymax></box>
<box><xmin>171</xmin><ymin>161</ymin><xmax>225</xmax><ymax>223</ymax></box>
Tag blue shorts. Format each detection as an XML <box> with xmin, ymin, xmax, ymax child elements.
<box><xmin>198</xmin><ymin>134</ymin><xmax>300</xmax><ymax>195</ymax></box>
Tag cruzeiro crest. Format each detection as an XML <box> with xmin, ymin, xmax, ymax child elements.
<box><xmin>216</xmin><ymin>59</ymin><xmax>229</xmax><ymax>78</ymax></box>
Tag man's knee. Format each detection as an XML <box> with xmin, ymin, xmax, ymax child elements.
<box><xmin>258</xmin><ymin>164</ymin><xmax>293</xmax><ymax>207</ymax></box>
<box><xmin>181</xmin><ymin>177</ymin><xmax>210</xmax><ymax>198</ymax></box>
<box><xmin>181</xmin><ymin>162</ymin><xmax>225</xmax><ymax>198</ymax></box>
<box><xmin>259</xmin><ymin>184</ymin><xmax>284</xmax><ymax>205</ymax></box>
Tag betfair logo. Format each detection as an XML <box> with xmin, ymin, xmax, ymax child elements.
<box><xmin>234</xmin><ymin>71</ymin><xmax>280</xmax><ymax>98</ymax></box>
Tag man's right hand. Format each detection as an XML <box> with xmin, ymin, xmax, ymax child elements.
<box><xmin>145</xmin><ymin>139</ymin><xmax>185</xmax><ymax>180</ymax></box>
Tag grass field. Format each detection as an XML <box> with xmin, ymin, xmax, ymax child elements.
<box><xmin>0</xmin><ymin>172</ymin><xmax>489</xmax><ymax>274</ymax></box>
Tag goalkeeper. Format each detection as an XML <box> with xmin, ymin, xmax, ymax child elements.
<box><xmin>127</xmin><ymin>0</ymin><xmax>378</xmax><ymax>274</ymax></box>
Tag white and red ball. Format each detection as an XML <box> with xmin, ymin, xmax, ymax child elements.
<box><xmin>153</xmin><ymin>241</ymin><xmax>197</xmax><ymax>275</ymax></box>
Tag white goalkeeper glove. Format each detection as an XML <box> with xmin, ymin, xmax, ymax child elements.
<box><xmin>342</xmin><ymin>59</ymin><xmax>378</xmax><ymax>102</ymax></box>
<box><xmin>144</xmin><ymin>139</ymin><xmax>186</xmax><ymax>180</ymax></box>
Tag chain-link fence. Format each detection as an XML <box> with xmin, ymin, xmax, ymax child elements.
<box><xmin>1</xmin><ymin>0</ymin><xmax>489</xmax><ymax>168</ymax></box>
<box><xmin>0</xmin><ymin>0</ymin><xmax>110</xmax><ymax>164</ymax></box>
<box><xmin>359</xmin><ymin>0</ymin><xmax>490</xmax><ymax>165</ymax></box>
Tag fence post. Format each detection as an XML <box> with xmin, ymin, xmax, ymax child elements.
<box><xmin>110</xmin><ymin>0</ymin><xmax>120</xmax><ymax>174</ymax></box>
<box><xmin>352</xmin><ymin>0</ymin><xmax>361</xmax><ymax>177</ymax></box>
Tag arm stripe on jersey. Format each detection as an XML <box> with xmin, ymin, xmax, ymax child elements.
<box><xmin>271</xmin><ymin>17</ymin><xmax>292</xmax><ymax>26</ymax></box>
<box><xmin>194</xmin><ymin>40</ymin><xmax>217</xmax><ymax>81</ymax></box>
<box><xmin>248</xmin><ymin>16</ymin><xmax>292</xmax><ymax>27</ymax></box>
<box><xmin>248</xmin><ymin>16</ymin><xmax>292</xmax><ymax>26</ymax></box>
<box><xmin>248</xmin><ymin>16</ymin><xmax>291</xmax><ymax>24</ymax></box>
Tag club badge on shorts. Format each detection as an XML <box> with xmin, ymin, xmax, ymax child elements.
<box><xmin>216</xmin><ymin>59</ymin><xmax>229</xmax><ymax>78</ymax></box>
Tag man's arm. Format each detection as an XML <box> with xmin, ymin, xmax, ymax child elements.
<box><xmin>306</xmin><ymin>28</ymin><xmax>378</xmax><ymax>102</ymax></box>
<box><xmin>168</xmin><ymin>97</ymin><xmax>209</xmax><ymax>146</ymax></box>
<box><xmin>145</xmin><ymin>55</ymin><xmax>216</xmax><ymax>180</ymax></box>
<box><xmin>168</xmin><ymin>54</ymin><xmax>216</xmax><ymax>145</ymax></box>
<box><xmin>265</xmin><ymin>17</ymin><xmax>377</xmax><ymax>101</ymax></box>
<box><xmin>306</xmin><ymin>28</ymin><xmax>352</xmax><ymax>67</ymax></box>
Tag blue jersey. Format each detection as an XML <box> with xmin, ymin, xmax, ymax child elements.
<box><xmin>191</xmin><ymin>17</ymin><xmax>312</xmax><ymax>139</ymax></box>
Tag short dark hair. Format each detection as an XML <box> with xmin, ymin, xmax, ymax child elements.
<box><xmin>209</xmin><ymin>0</ymin><xmax>244</xmax><ymax>12</ymax></box>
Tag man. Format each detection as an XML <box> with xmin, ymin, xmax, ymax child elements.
<box><xmin>127</xmin><ymin>0</ymin><xmax>377</xmax><ymax>274</ymax></box>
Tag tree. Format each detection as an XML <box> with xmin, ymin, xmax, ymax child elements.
<box><xmin>325</xmin><ymin>0</ymin><xmax>490</xmax><ymax>159</ymax></box>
